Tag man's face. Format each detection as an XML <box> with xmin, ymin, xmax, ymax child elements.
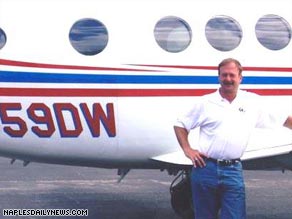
<box><xmin>219</xmin><ymin>62</ymin><xmax>242</xmax><ymax>94</ymax></box>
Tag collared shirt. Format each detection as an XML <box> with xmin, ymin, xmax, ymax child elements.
<box><xmin>175</xmin><ymin>90</ymin><xmax>288</xmax><ymax>160</ymax></box>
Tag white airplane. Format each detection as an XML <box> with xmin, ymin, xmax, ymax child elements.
<box><xmin>0</xmin><ymin>0</ymin><xmax>292</xmax><ymax>218</ymax></box>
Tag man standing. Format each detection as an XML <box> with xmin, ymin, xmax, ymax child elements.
<box><xmin>174</xmin><ymin>58</ymin><xmax>292</xmax><ymax>219</ymax></box>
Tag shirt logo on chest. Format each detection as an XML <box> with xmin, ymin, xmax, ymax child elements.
<box><xmin>238</xmin><ymin>107</ymin><xmax>246</xmax><ymax>113</ymax></box>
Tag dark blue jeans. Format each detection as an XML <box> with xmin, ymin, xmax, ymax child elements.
<box><xmin>191</xmin><ymin>160</ymin><xmax>246</xmax><ymax>219</ymax></box>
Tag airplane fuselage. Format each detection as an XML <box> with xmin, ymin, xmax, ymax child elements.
<box><xmin>0</xmin><ymin>0</ymin><xmax>291</xmax><ymax>170</ymax></box>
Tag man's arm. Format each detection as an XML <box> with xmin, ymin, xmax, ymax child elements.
<box><xmin>283</xmin><ymin>116</ymin><xmax>292</xmax><ymax>129</ymax></box>
<box><xmin>173</xmin><ymin>126</ymin><xmax>206</xmax><ymax>167</ymax></box>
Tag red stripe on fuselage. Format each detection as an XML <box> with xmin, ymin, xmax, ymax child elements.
<box><xmin>0</xmin><ymin>59</ymin><xmax>157</xmax><ymax>72</ymax></box>
<box><xmin>1</xmin><ymin>59</ymin><xmax>292</xmax><ymax>73</ymax></box>
<box><xmin>0</xmin><ymin>88</ymin><xmax>291</xmax><ymax>96</ymax></box>
<box><xmin>133</xmin><ymin>64</ymin><xmax>292</xmax><ymax>72</ymax></box>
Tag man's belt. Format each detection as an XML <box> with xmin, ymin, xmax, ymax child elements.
<box><xmin>207</xmin><ymin>158</ymin><xmax>241</xmax><ymax>166</ymax></box>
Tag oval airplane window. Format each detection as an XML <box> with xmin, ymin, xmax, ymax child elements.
<box><xmin>154</xmin><ymin>16</ymin><xmax>192</xmax><ymax>53</ymax></box>
<box><xmin>255</xmin><ymin>14</ymin><xmax>291</xmax><ymax>50</ymax></box>
<box><xmin>0</xmin><ymin>28</ymin><xmax>7</xmax><ymax>50</ymax></box>
<box><xmin>205</xmin><ymin>16</ymin><xmax>242</xmax><ymax>51</ymax></box>
<box><xmin>69</xmin><ymin>18</ymin><xmax>108</xmax><ymax>55</ymax></box>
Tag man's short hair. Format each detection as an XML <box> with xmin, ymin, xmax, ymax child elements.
<box><xmin>218</xmin><ymin>58</ymin><xmax>243</xmax><ymax>75</ymax></box>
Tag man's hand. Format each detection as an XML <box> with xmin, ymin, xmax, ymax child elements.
<box><xmin>184</xmin><ymin>147</ymin><xmax>207</xmax><ymax>168</ymax></box>
<box><xmin>284</xmin><ymin>116</ymin><xmax>292</xmax><ymax>129</ymax></box>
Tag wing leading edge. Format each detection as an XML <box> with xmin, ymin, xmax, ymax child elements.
<box><xmin>152</xmin><ymin>128</ymin><xmax>292</xmax><ymax>170</ymax></box>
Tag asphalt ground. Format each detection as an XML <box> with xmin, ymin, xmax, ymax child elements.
<box><xmin>0</xmin><ymin>157</ymin><xmax>291</xmax><ymax>219</ymax></box>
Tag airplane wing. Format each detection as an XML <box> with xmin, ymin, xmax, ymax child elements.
<box><xmin>151</xmin><ymin>150</ymin><xmax>192</xmax><ymax>166</ymax></box>
<box><xmin>151</xmin><ymin>128</ymin><xmax>292</xmax><ymax>170</ymax></box>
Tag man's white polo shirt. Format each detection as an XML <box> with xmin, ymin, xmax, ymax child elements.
<box><xmin>175</xmin><ymin>89</ymin><xmax>288</xmax><ymax>160</ymax></box>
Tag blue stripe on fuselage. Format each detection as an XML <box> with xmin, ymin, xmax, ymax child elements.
<box><xmin>0</xmin><ymin>71</ymin><xmax>291</xmax><ymax>84</ymax></box>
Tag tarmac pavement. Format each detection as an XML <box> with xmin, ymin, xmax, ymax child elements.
<box><xmin>0</xmin><ymin>157</ymin><xmax>291</xmax><ymax>219</ymax></box>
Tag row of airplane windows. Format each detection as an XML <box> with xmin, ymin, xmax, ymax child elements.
<box><xmin>0</xmin><ymin>14</ymin><xmax>291</xmax><ymax>56</ymax></box>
